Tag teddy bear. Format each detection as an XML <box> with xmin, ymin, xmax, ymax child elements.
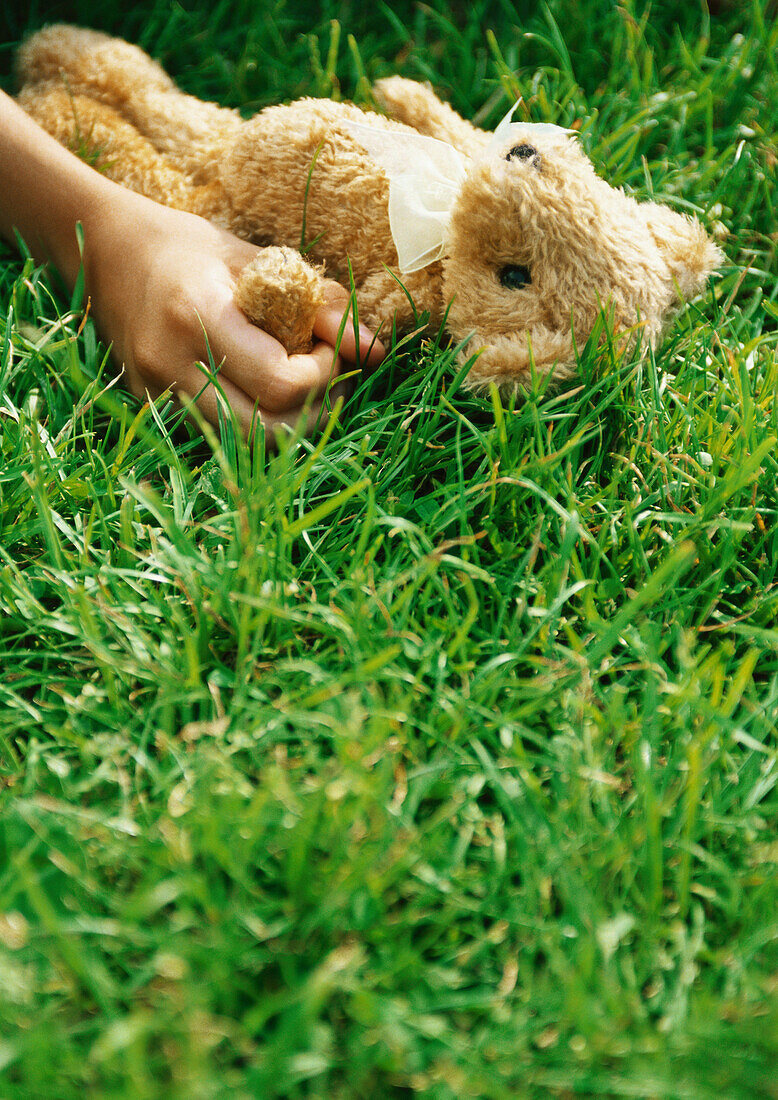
<box><xmin>15</xmin><ymin>24</ymin><xmax>723</xmax><ymax>392</ymax></box>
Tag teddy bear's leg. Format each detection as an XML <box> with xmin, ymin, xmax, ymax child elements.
<box><xmin>372</xmin><ymin>77</ymin><xmax>489</xmax><ymax>157</ymax></box>
<box><xmin>16</xmin><ymin>25</ymin><xmax>240</xmax><ymax>182</ymax></box>
<box><xmin>16</xmin><ymin>24</ymin><xmax>174</xmax><ymax>95</ymax></box>
<box><xmin>16</xmin><ymin>85</ymin><xmax>218</xmax><ymax>216</ymax></box>
<box><xmin>234</xmin><ymin>247</ymin><xmax>325</xmax><ymax>355</ymax></box>
<box><xmin>356</xmin><ymin>264</ymin><xmax>445</xmax><ymax>339</ymax></box>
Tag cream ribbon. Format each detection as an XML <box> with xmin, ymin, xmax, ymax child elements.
<box><xmin>345</xmin><ymin>101</ymin><xmax>574</xmax><ymax>275</ymax></box>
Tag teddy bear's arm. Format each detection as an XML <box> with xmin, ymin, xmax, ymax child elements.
<box><xmin>234</xmin><ymin>247</ymin><xmax>325</xmax><ymax>356</ymax></box>
<box><xmin>372</xmin><ymin>77</ymin><xmax>490</xmax><ymax>158</ymax></box>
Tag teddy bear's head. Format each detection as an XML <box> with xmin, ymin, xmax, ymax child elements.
<box><xmin>351</xmin><ymin>112</ymin><xmax>723</xmax><ymax>391</ymax></box>
<box><xmin>441</xmin><ymin>124</ymin><xmax>723</xmax><ymax>389</ymax></box>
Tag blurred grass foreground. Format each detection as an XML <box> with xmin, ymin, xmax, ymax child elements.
<box><xmin>0</xmin><ymin>1</ymin><xmax>777</xmax><ymax>1096</ymax></box>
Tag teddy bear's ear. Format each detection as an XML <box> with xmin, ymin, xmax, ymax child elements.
<box><xmin>644</xmin><ymin>203</ymin><xmax>725</xmax><ymax>300</ymax></box>
<box><xmin>345</xmin><ymin>121</ymin><xmax>468</xmax><ymax>273</ymax></box>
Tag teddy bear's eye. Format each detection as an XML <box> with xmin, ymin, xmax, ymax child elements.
<box><xmin>499</xmin><ymin>265</ymin><xmax>532</xmax><ymax>290</ymax></box>
<box><xmin>506</xmin><ymin>144</ymin><xmax>537</xmax><ymax>161</ymax></box>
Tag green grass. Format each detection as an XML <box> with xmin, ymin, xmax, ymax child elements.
<box><xmin>1</xmin><ymin>1</ymin><xmax>777</xmax><ymax>1096</ymax></box>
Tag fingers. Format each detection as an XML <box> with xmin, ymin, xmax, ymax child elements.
<box><xmin>176</xmin><ymin>365</ymin><xmax>343</xmax><ymax>443</ymax></box>
<box><xmin>313</xmin><ymin>281</ymin><xmax>386</xmax><ymax>368</ymax></box>
<box><xmin>223</xmin><ymin>238</ymin><xmax>385</xmax><ymax>368</ymax></box>
<box><xmin>206</xmin><ymin>297</ymin><xmax>343</xmax><ymax>414</ymax></box>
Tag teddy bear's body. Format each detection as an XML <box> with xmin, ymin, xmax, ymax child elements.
<box><xmin>16</xmin><ymin>25</ymin><xmax>722</xmax><ymax>389</ymax></box>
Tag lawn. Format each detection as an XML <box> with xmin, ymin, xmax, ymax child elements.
<box><xmin>1</xmin><ymin>1</ymin><xmax>777</xmax><ymax>1096</ymax></box>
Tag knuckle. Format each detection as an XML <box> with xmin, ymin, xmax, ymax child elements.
<box><xmin>130</xmin><ymin>339</ymin><xmax>160</xmax><ymax>382</ymax></box>
<box><xmin>263</xmin><ymin>375</ymin><xmax>300</xmax><ymax>412</ymax></box>
<box><xmin>165</xmin><ymin>288</ymin><xmax>199</xmax><ymax>332</ymax></box>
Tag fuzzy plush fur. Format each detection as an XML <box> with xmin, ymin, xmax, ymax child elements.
<box><xmin>16</xmin><ymin>25</ymin><xmax>723</xmax><ymax>390</ymax></box>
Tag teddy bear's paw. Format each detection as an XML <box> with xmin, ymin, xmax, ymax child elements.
<box><xmin>234</xmin><ymin>246</ymin><xmax>325</xmax><ymax>355</ymax></box>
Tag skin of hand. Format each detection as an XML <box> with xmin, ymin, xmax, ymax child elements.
<box><xmin>0</xmin><ymin>90</ymin><xmax>385</xmax><ymax>439</ymax></box>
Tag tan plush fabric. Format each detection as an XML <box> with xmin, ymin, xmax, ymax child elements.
<box><xmin>16</xmin><ymin>25</ymin><xmax>723</xmax><ymax>390</ymax></box>
<box><xmin>233</xmin><ymin>247</ymin><xmax>325</xmax><ymax>355</ymax></box>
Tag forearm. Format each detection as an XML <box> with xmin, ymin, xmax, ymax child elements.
<box><xmin>0</xmin><ymin>89</ymin><xmax>135</xmax><ymax>286</ymax></box>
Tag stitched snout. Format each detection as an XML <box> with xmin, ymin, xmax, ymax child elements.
<box><xmin>455</xmin><ymin>327</ymin><xmax>577</xmax><ymax>392</ymax></box>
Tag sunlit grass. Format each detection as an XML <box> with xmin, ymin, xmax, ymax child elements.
<box><xmin>0</xmin><ymin>1</ymin><xmax>777</xmax><ymax>1096</ymax></box>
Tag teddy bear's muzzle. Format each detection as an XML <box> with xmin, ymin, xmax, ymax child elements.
<box><xmin>456</xmin><ymin>327</ymin><xmax>579</xmax><ymax>393</ymax></box>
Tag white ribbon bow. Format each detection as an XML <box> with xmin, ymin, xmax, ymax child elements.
<box><xmin>345</xmin><ymin>101</ymin><xmax>574</xmax><ymax>275</ymax></box>
<box><xmin>344</xmin><ymin>120</ymin><xmax>467</xmax><ymax>273</ymax></box>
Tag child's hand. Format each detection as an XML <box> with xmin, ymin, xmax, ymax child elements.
<box><xmin>0</xmin><ymin>90</ymin><xmax>385</xmax><ymax>439</ymax></box>
<box><xmin>84</xmin><ymin>197</ymin><xmax>385</xmax><ymax>438</ymax></box>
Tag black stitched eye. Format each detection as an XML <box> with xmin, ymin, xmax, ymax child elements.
<box><xmin>506</xmin><ymin>143</ymin><xmax>537</xmax><ymax>161</ymax></box>
<box><xmin>499</xmin><ymin>265</ymin><xmax>532</xmax><ymax>290</ymax></box>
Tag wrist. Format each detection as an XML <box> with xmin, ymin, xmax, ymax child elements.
<box><xmin>0</xmin><ymin>91</ymin><xmax>137</xmax><ymax>288</ymax></box>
